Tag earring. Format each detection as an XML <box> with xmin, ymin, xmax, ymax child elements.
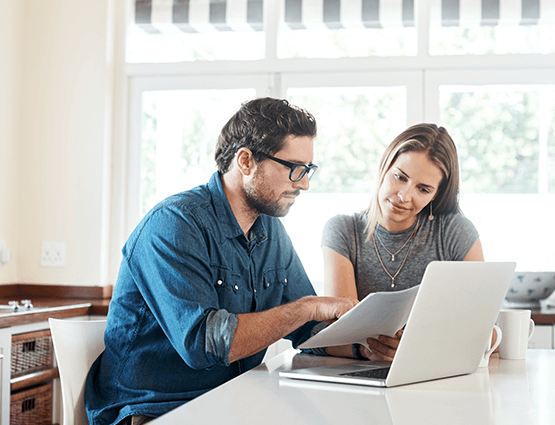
<box><xmin>428</xmin><ymin>202</ymin><xmax>434</xmax><ymax>221</ymax></box>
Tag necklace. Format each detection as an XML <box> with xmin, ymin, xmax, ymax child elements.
<box><xmin>375</xmin><ymin>223</ymin><xmax>415</xmax><ymax>261</ymax></box>
<box><xmin>372</xmin><ymin>216</ymin><xmax>420</xmax><ymax>288</ymax></box>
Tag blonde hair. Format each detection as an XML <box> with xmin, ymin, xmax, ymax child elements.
<box><xmin>363</xmin><ymin>123</ymin><xmax>462</xmax><ymax>241</ymax></box>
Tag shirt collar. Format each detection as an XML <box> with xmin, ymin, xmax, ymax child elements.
<box><xmin>207</xmin><ymin>172</ymin><xmax>268</xmax><ymax>243</ymax></box>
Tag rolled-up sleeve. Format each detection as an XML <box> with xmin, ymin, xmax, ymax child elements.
<box><xmin>205</xmin><ymin>310</ymin><xmax>238</xmax><ymax>366</ymax></box>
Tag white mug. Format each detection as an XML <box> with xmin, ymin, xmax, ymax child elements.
<box><xmin>479</xmin><ymin>325</ymin><xmax>502</xmax><ymax>368</ymax></box>
<box><xmin>496</xmin><ymin>309</ymin><xmax>535</xmax><ymax>360</ymax></box>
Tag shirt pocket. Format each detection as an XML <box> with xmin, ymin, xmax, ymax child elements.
<box><xmin>212</xmin><ymin>266</ymin><xmax>250</xmax><ymax>313</ymax></box>
<box><xmin>259</xmin><ymin>268</ymin><xmax>289</xmax><ymax>310</ymax></box>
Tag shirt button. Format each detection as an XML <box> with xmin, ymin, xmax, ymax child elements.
<box><xmin>217</xmin><ymin>279</ymin><xmax>223</xmax><ymax>286</ymax></box>
<box><xmin>265</xmin><ymin>282</ymin><xmax>270</xmax><ymax>288</ymax></box>
<box><xmin>234</xmin><ymin>284</ymin><xmax>239</xmax><ymax>291</ymax></box>
<box><xmin>284</xmin><ymin>278</ymin><xmax>288</xmax><ymax>284</ymax></box>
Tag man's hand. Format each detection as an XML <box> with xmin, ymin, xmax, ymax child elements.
<box><xmin>306</xmin><ymin>296</ymin><xmax>358</xmax><ymax>323</ymax></box>
<box><xmin>362</xmin><ymin>329</ymin><xmax>404</xmax><ymax>361</ymax></box>
<box><xmin>229</xmin><ymin>296</ymin><xmax>357</xmax><ymax>363</ymax></box>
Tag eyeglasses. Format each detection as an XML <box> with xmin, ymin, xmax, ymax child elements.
<box><xmin>254</xmin><ymin>151</ymin><xmax>319</xmax><ymax>182</ymax></box>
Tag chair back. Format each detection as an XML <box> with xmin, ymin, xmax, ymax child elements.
<box><xmin>49</xmin><ymin>318</ymin><xmax>107</xmax><ymax>425</ymax></box>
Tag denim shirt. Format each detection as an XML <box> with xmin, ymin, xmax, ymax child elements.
<box><xmin>85</xmin><ymin>172</ymin><xmax>320</xmax><ymax>425</ymax></box>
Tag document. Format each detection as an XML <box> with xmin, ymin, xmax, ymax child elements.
<box><xmin>299</xmin><ymin>285</ymin><xmax>420</xmax><ymax>350</ymax></box>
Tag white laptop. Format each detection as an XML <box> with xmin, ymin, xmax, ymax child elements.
<box><xmin>280</xmin><ymin>261</ymin><xmax>516</xmax><ymax>387</ymax></box>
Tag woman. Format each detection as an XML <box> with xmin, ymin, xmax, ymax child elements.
<box><xmin>322</xmin><ymin>123</ymin><xmax>484</xmax><ymax>360</ymax></box>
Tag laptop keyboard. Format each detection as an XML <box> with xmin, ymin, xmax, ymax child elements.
<box><xmin>341</xmin><ymin>367</ymin><xmax>390</xmax><ymax>380</ymax></box>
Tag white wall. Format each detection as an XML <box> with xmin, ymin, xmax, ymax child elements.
<box><xmin>0</xmin><ymin>0</ymin><xmax>23</xmax><ymax>283</ymax></box>
<box><xmin>0</xmin><ymin>0</ymin><xmax>114</xmax><ymax>286</ymax></box>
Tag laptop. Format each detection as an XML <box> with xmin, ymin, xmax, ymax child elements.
<box><xmin>280</xmin><ymin>261</ymin><xmax>516</xmax><ymax>387</ymax></box>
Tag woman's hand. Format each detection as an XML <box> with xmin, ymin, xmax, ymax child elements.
<box><xmin>362</xmin><ymin>329</ymin><xmax>404</xmax><ymax>361</ymax></box>
<box><xmin>324</xmin><ymin>329</ymin><xmax>404</xmax><ymax>360</ymax></box>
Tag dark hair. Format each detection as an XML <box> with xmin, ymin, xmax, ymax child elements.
<box><xmin>215</xmin><ymin>97</ymin><xmax>317</xmax><ymax>174</ymax></box>
<box><xmin>364</xmin><ymin>123</ymin><xmax>462</xmax><ymax>238</ymax></box>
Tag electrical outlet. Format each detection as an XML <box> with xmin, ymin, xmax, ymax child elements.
<box><xmin>0</xmin><ymin>240</ymin><xmax>13</xmax><ymax>266</ymax></box>
<box><xmin>40</xmin><ymin>241</ymin><xmax>66</xmax><ymax>267</ymax></box>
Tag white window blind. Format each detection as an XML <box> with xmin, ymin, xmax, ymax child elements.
<box><xmin>134</xmin><ymin>0</ymin><xmax>264</xmax><ymax>33</ymax></box>
<box><xmin>133</xmin><ymin>0</ymin><xmax>416</xmax><ymax>33</ymax></box>
<box><xmin>434</xmin><ymin>0</ymin><xmax>555</xmax><ymax>27</ymax></box>
<box><xmin>134</xmin><ymin>0</ymin><xmax>555</xmax><ymax>34</ymax></box>
<box><xmin>283</xmin><ymin>0</ymin><xmax>415</xmax><ymax>29</ymax></box>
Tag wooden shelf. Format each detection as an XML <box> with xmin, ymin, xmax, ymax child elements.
<box><xmin>10</xmin><ymin>367</ymin><xmax>59</xmax><ymax>392</ymax></box>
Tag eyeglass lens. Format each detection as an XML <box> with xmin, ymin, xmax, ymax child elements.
<box><xmin>290</xmin><ymin>165</ymin><xmax>317</xmax><ymax>182</ymax></box>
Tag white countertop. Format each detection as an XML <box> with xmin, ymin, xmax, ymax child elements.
<box><xmin>150</xmin><ymin>348</ymin><xmax>555</xmax><ymax>424</ymax></box>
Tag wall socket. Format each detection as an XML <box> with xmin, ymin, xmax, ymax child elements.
<box><xmin>40</xmin><ymin>241</ymin><xmax>66</xmax><ymax>268</ymax></box>
<box><xmin>0</xmin><ymin>240</ymin><xmax>13</xmax><ymax>266</ymax></box>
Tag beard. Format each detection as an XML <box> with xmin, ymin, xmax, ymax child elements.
<box><xmin>244</xmin><ymin>170</ymin><xmax>300</xmax><ymax>218</ymax></box>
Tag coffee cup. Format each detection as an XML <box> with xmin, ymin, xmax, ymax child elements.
<box><xmin>496</xmin><ymin>309</ymin><xmax>535</xmax><ymax>360</ymax></box>
<box><xmin>479</xmin><ymin>325</ymin><xmax>502</xmax><ymax>368</ymax></box>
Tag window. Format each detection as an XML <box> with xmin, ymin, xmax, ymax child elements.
<box><xmin>278</xmin><ymin>71</ymin><xmax>421</xmax><ymax>284</ymax></box>
<box><xmin>278</xmin><ymin>0</ymin><xmax>417</xmax><ymax>58</ymax></box>
<box><xmin>426</xmin><ymin>70</ymin><xmax>555</xmax><ymax>271</ymax></box>
<box><xmin>429</xmin><ymin>0</ymin><xmax>555</xmax><ymax>55</ymax></box>
<box><xmin>139</xmin><ymin>89</ymin><xmax>256</xmax><ymax>215</ymax></box>
<box><xmin>126</xmin><ymin>75</ymin><xmax>266</xmax><ymax>229</ymax></box>
<box><xmin>120</xmin><ymin>0</ymin><xmax>555</xmax><ymax>295</ymax></box>
<box><xmin>129</xmin><ymin>0</ymin><xmax>265</xmax><ymax>62</ymax></box>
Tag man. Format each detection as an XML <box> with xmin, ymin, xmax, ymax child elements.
<box><xmin>85</xmin><ymin>98</ymin><xmax>381</xmax><ymax>425</ymax></box>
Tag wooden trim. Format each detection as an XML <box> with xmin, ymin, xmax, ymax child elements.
<box><xmin>10</xmin><ymin>367</ymin><xmax>59</xmax><ymax>392</ymax></box>
<box><xmin>89</xmin><ymin>303</ymin><xmax>110</xmax><ymax>316</ymax></box>
<box><xmin>0</xmin><ymin>284</ymin><xmax>112</xmax><ymax>299</ymax></box>
<box><xmin>12</xmin><ymin>329</ymin><xmax>51</xmax><ymax>342</ymax></box>
<box><xmin>0</xmin><ymin>305</ymin><xmax>92</xmax><ymax>328</ymax></box>
<box><xmin>0</xmin><ymin>284</ymin><xmax>19</xmax><ymax>298</ymax></box>
<box><xmin>531</xmin><ymin>313</ymin><xmax>555</xmax><ymax>326</ymax></box>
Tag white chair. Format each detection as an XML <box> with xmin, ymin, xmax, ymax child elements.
<box><xmin>49</xmin><ymin>318</ymin><xmax>107</xmax><ymax>425</ymax></box>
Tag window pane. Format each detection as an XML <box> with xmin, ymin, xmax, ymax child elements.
<box><xmin>278</xmin><ymin>26</ymin><xmax>417</xmax><ymax>58</ymax></box>
<box><xmin>140</xmin><ymin>89</ymin><xmax>255</xmax><ymax>216</ymax></box>
<box><xmin>439</xmin><ymin>85</ymin><xmax>555</xmax><ymax>271</ymax></box>
<box><xmin>440</xmin><ymin>85</ymin><xmax>555</xmax><ymax>194</ymax></box>
<box><xmin>288</xmin><ymin>87</ymin><xmax>406</xmax><ymax>193</ymax></box>
<box><xmin>430</xmin><ymin>24</ymin><xmax>555</xmax><ymax>56</ymax></box>
<box><xmin>278</xmin><ymin>0</ymin><xmax>416</xmax><ymax>58</ymax></box>
<box><xmin>128</xmin><ymin>27</ymin><xmax>264</xmax><ymax>63</ymax></box>
<box><xmin>284</xmin><ymin>87</ymin><xmax>407</xmax><ymax>293</ymax></box>
<box><xmin>429</xmin><ymin>0</ymin><xmax>555</xmax><ymax>56</ymax></box>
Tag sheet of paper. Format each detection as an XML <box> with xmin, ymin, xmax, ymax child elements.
<box><xmin>299</xmin><ymin>285</ymin><xmax>420</xmax><ymax>350</ymax></box>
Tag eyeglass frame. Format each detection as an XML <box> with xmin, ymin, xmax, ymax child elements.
<box><xmin>253</xmin><ymin>151</ymin><xmax>319</xmax><ymax>182</ymax></box>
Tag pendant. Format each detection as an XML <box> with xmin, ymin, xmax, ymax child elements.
<box><xmin>391</xmin><ymin>279</ymin><xmax>395</xmax><ymax>288</ymax></box>
<box><xmin>391</xmin><ymin>254</ymin><xmax>395</xmax><ymax>261</ymax></box>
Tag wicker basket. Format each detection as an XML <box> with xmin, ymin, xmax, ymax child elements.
<box><xmin>11</xmin><ymin>330</ymin><xmax>53</xmax><ymax>378</ymax></box>
<box><xmin>10</xmin><ymin>382</ymin><xmax>52</xmax><ymax>425</ymax></box>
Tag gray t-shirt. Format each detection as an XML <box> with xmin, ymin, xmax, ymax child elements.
<box><xmin>321</xmin><ymin>212</ymin><xmax>479</xmax><ymax>300</ymax></box>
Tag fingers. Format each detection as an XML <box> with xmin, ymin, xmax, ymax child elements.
<box><xmin>379</xmin><ymin>330</ymin><xmax>403</xmax><ymax>349</ymax></box>
<box><xmin>365</xmin><ymin>330</ymin><xmax>404</xmax><ymax>362</ymax></box>
<box><xmin>365</xmin><ymin>338</ymin><xmax>395</xmax><ymax>361</ymax></box>
<box><xmin>359</xmin><ymin>344</ymin><xmax>373</xmax><ymax>360</ymax></box>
